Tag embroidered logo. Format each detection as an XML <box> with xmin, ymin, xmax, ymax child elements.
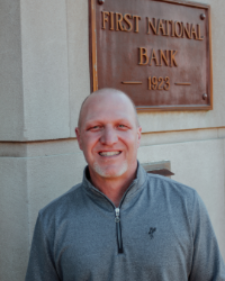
<box><xmin>148</xmin><ymin>227</ymin><xmax>157</xmax><ymax>239</ymax></box>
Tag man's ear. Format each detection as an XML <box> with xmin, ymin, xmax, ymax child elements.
<box><xmin>137</xmin><ymin>126</ymin><xmax>142</xmax><ymax>148</ymax></box>
<box><xmin>75</xmin><ymin>127</ymin><xmax>83</xmax><ymax>150</ymax></box>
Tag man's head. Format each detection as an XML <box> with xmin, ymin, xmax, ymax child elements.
<box><xmin>77</xmin><ymin>89</ymin><xmax>140</xmax><ymax>130</ymax></box>
<box><xmin>75</xmin><ymin>88</ymin><xmax>142</xmax><ymax>182</ymax></box>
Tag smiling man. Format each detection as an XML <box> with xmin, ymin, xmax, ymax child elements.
<box><xmin>75</xmin><ymin>89</ymin><xmax>142</xmax><ymax>207</ymax></box>
<box><xmin>25</xmin><ymin>89</ymin><xmax>225</xmax><ymax>281</ymax></box>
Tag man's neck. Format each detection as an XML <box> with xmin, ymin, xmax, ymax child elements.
<box><xmin>89</xmin><ymin>168</ymin><xmax>137</xmax><ymax>207</ymax></box>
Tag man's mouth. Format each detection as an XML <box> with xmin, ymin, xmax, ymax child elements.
<box><xmin>99</xmin><ymin>151</ymin><xmax>121</xmax><ymax>157</ymax></box>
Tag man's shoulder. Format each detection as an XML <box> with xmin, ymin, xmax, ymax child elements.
<box><xmin>145</xmin><ymin>172</ymin><xmax>198</xmax><ymax>201</ymax></box>
<box><xmin>38</xmin><ymin>182</ymin><xmax>83</xmax><ymax>222</ymax></box>
<box><xmin>143</xmin><ymin>172</ymin><xmax>205</xmax><ymax>222</ymax></box>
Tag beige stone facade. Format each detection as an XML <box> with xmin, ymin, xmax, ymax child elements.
<box><xmin>0</xmin><ymin>0</ymin><xmax>225</xmax><ymax>280</ymax></box>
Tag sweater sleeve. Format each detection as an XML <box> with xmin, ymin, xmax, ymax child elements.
<box><xmin>189</xmin><ymin>192</ymin><xmax>225</xmax><ymax>281</ymax></box>
<box><xmin>25</xmin><ymin>213</ymin><xmax>60</xmax><ymax>281</ymax></box>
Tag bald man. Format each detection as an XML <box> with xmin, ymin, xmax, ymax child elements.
<box><xmin>26</xmin><ymin>89</ymin><xmax>225</xmax><ymax>281</ymax></box>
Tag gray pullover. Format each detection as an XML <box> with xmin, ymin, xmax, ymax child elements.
<box><xmin>25</xmin><ymin>164</ymin><xmax>225</xmax><ymax>281</ymax></box>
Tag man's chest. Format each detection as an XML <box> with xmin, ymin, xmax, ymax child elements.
<box><xmin>53</xmin><ymin>206</ymin><xmax>191</xmax><ymax>281</ymax></box>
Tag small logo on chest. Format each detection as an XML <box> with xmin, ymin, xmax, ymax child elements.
<box><xmin>148</xmin><ymin>227</ymin><xmax>157</xmax><ymax>239</ymax></box>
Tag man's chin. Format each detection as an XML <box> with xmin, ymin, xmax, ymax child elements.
<box><xmin>92</xmin><ymin>162</ymin><xmax>128</xmax><ymax>179</ymax></box>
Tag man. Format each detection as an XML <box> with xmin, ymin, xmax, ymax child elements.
<box><xmin>25</xmin><ymin>88</ymin><xmax>225</xmax><ymax>280</ymax></box>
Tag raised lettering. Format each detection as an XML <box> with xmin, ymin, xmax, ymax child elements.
<box><xmin>182</xmin><ymin>22</ymin><xmax>191</xmax><ymax>39</ymax></box>
<box><xmin>148</xmin><ymin>77</ymin><xmax>171</xmax><ymax>91</ymax></box>
<box><xmin>157</xmin><ymin>19</ymin><xmax>166</xmax><ymax>36</ymax></box>
<box><xmin>116</xmin><ymin>13</ymin><xmax>124</xmax><ymax>31</ymax></box>
<box><xmin>133</xmin><ymin>15</ymin><xmax>141</xmax><ymax>33</ymax></box>
<box><xmin>149</xmin><ymin>49</ymin><xmax>160</xmax><ymax>66</ymax></box>
<box><xmin>170</xmin><ymin>50</ymin><xmax>178</xmax><ymax>67</ymax></box>
<box><xmin>123</xmin><ymin>14</ymin><xmax>133</xmax><ymax>32</ymax></box>
<box><xmin>152</xmin><ymin>76</ymin><xmax>158</xmax><ymax>90</ymax></box>
<box><xmin>170</xmin><ymin>21</ymin><xmax>175</xmax><ymax>37</ymax></box>
<box><xmin>138</xmin><ymin>47</ymin><xmax>149</xmax><ymax>65</ymax></box>
<box><xmin>160</xmin><ymin>50</ymin><xmax>169</xmax><ymax>66</ymax></box>
<box><xmin>110</xmin><ymin>12</ymin><xmax>114</xmax><ymax>30</ymax></box>
<box><xmin>174</xmin><ymin>21</ymin><xmax>183</xmax><ymax>38</ymax></box>
<box><xmin>158</xmin><ymin>77</ymin><xmax>164</xmax><ymax>90</ymax></box>
<box><xmin>102</xmin><ymin>11</ymin><xmax>109</xmax><ymax>29</ymax></box>
<box><xmin>164</xmin><ymin>77</ymin><xmax>170</xmax><ymax>90</ymax></box>
<box><xmin>148</xmin><ymin>77</ymin><xmax>152</xmax><ymax>90</ymax></box>
<box><xmin>165</xmin><ymin>20</ymin><xmax>170</xmax><ymax>36</ymax></box>
<box><xmin>190</xmin><ymin>24</ymin><xmax>198</xmax><ymax>39</ymax></box>
<box><xmin>147</xmin><ymin>18</ymin><xmax>157</xmax><ymax>35</ymax></box>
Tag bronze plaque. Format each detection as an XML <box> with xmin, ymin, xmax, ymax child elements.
<box><xmin>89</xmin><ymin>0</ymin><xmax>213</xmax><ymax>111</ymax></box>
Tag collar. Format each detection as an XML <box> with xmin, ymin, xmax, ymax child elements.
<box><xmin>82</xmin><ymin>161</ymin><xmax>147</xmax><ymax>209</ymax></box>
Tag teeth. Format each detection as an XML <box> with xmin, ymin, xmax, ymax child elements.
<box><xmin>99</xmin><ymin>151</ymin><xmax>120</xmax><ymax>156</ymax></box>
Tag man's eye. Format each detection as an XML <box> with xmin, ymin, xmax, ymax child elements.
<box><xmin>118</xmin><ymin>124</ymin><xmax>126</xmax><ymax>128</ymax></box>
<box><xmin>91</xmin><ymin>125</ymin><xmax>100</xmax><ymax>130</ymax></box>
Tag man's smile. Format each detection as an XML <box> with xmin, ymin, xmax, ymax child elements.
<box><xmin>99</xmin><ymin>151</ymin><xmax>121</xmax><ymax>157</ymax></box>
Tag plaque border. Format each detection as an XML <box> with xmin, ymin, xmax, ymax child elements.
<box><xmin>89</xmin><ymin>0</ymin><xmax>213</xmax><ymax>111</ymax></box>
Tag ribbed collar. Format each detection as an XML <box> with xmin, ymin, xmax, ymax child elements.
<box><xmin>82</xmin><ymin>161</ymin><xmax>147</xmax><ymax>209</ymax></box>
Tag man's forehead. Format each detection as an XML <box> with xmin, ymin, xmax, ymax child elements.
<box><xmin>78</xmin><ymin>88</ymin><xmax>140</xmax><ymax>129</ymax></box>
<box><xmin>85</xmin><ymin>96</ymin><xmax>133</xmax><ymax>118</ymax></box>
<box><xmin>84</xmin><ymin>90</ymin><xmax>132</xmax><ymax>108</ymax></box>
<box><xmin>79</xmin><ymin>90</ymin><xmax>136</xmax><ymax>124</ymax></box>
<box><xmin>83</xmin><ymin>107</ymin><xmax>132</xmax><ymax>124</ymax></box>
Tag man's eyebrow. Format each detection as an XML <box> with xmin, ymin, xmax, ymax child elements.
<box><xmin>84</xmin><ymin>120</ymin><xmax>103</xmax><ymax>128</ymax></box>
<box><xmin>84</xmin><ymin>118</ymin><xmax>133</xmax><ymax>127</ymax></box>
<box><xmin>116</xmin><ymin>119</ymin><xmax>132</xmax><ymax>125</ymax></box>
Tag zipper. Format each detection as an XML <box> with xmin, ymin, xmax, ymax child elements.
<box><xmin>87</xmin><ymin>177</ymin><xmax>137</xmax><ymax>255</ymax></box>
<box><xmin>114</xmin><ymin>180</ymin><xmax>137</xmax><ymax>254</ymax></box>
<box><xmin>115</xmin><ymin>208</ymin><xmax>123</xmax><ymax>254</ymax></box>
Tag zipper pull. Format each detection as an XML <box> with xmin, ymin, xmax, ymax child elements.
<box><xmin>115</xmin><ymin>208</ymin><xmax>123</xmax><ymax>253</ymax></box>
<box><xmin>115</xmin><ymin>208</ymin><xmax>120</xmax><ymax>223</ymax></box>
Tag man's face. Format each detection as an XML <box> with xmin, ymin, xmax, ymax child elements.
<box><xmin>75</xmin><ymin>91</ymin><xmax>142</xmax><ymax>181</ymax></box>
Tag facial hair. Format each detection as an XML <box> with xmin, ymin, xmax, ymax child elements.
<box><xmin>93</xmin><ymin>161</ymin><xmax>128</xmax><ymax>178</ymax></box>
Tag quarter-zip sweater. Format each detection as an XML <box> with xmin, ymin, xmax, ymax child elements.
<box><xmin>25</xmin><ymin>164</ymin><xmax>225</xmax><ymax>281</ymax></box>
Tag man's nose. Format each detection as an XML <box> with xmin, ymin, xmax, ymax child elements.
<box><xmin>100</xmin><ymin>126</ymin><xmax>118</xmax><ymax>145</ymax></box>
